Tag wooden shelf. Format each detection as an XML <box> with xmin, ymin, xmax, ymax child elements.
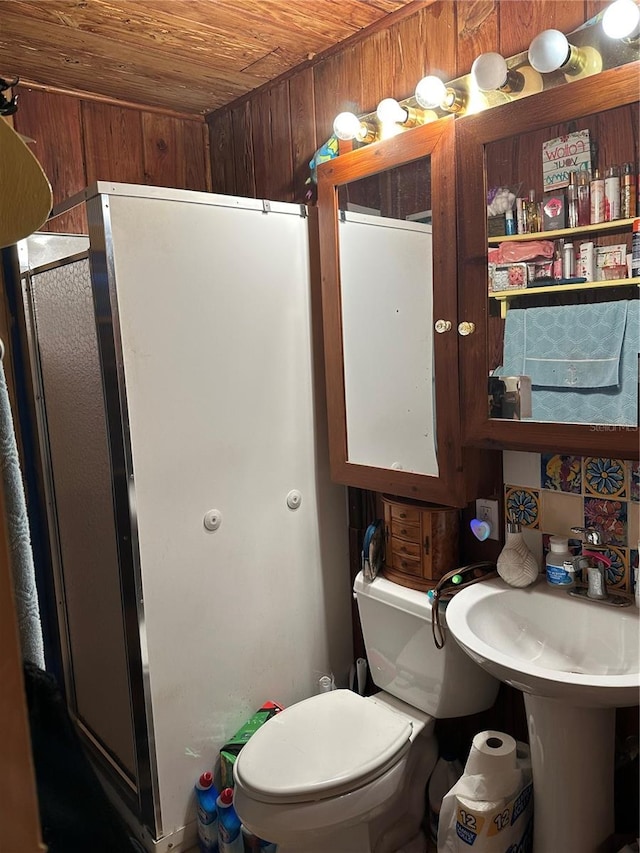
<box><xmin>490</xmin><ymin>277</ymin><xmax>640</xmax><ymax>317</ymax></box>
<box><xmin>488</xmin><ymin>217</ymin><xmax>637</xmax><ymax>245</ymax></box>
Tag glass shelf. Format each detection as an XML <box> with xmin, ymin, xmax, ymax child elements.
<box><xmin>490</xmin><ymin>276</ymin><xmax>640</xmax><ymax>318</ymax></box>
<box><xmin>487</xmin><ymin>217</ymin><xmax>637</xmax><ymax>245</ymax></box>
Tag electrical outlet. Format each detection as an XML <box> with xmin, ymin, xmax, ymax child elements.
<box><xmin>475</xmin><ymin>498</ymin><xmax>500</xmax><ymax>540</ymax></box>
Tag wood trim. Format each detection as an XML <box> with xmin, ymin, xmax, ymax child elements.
<box><xmin>18</xmin><ymin>80</ymin><xmax>206</xmax><ymax>122</ymax></box>
<box><xmin>0</xmin><ymin>485</ymin><xmax>45</xmax><ymax>852</ymax></box>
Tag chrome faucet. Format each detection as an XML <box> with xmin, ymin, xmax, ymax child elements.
<box><xmin>569</xmin><ymin>526</ymin><xmax>631</xmax><ymax>607</ymax></box>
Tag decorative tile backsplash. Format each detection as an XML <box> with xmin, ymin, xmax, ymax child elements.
<box><xmin>503</xmin><ymin>452</ymin><xmax>640</xmax><ymax>593</ymax></box>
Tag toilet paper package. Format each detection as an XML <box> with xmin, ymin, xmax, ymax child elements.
<box><xmin>437</xmin><ymin>731</ymin><xmax>533</xmax><ymax>853</ymax></box>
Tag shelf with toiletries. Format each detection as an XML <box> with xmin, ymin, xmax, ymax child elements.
<box><xmin>458</xmin><ymin>61</ymin><xmax>639</xmax><ymax>459</ymax></box>
<box><xmin>487</xmin><ymin>217</ymin><xmax>638</xmax><ymax>245</ymax></box>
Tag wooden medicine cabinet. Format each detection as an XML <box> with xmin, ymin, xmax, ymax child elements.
<box><xmin>317</xmin><ymin>117</ymin><xmax>499</xmax><ymax>508</ymax></box>
<box><xmin>457</xmin><ymin>61</ymin><xmax>639</xmax><ymax>460</ymax></box>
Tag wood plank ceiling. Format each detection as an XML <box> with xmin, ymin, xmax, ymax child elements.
<box><xmin>0</xmin><ymin>0</ymin><xmax>416</xmax><ymax>115</ymax></box>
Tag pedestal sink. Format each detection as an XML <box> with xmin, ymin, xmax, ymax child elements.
<box><xmin>444</xmin><ymin>577</ymin><xmax>639</xmax><ymax>853</ymax></box>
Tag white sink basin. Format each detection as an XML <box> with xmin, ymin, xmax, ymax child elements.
<box><xmin>445</xmin><ymin>576</ymin><xmax>639</xmax><ymax>708</ymax></box>
<box><xmin>444</xmin><ymin>576</ymin><xmax>640</xmax><ymax>853</ymax></box>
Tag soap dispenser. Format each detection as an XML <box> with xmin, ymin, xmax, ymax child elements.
<box><xmin>496</xmin><ymin>521</ymin><xmax>539</xmax><ymax>588</ymax></box>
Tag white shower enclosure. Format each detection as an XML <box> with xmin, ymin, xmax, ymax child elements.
<box><xmin>21</xmin><ymin>184</ymin><xmax>353</xmax><ymax>851</ymax></box>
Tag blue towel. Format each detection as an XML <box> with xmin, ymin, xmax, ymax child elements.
<box><xmin>0</xmin><ymin>360</ymin><xmax>44</xmax><ymax>667</ymax></box>
<box><xmin>502</xmin><ymin>299</ymin><xmax>639</xmax><ymax>426</ymax></box>
<box><xmin>516</xmin><ymin>301</ymin><xmax>626</xmax><ymax>388</ymax></box>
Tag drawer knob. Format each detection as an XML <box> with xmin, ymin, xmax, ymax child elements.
<box><xmin>458</xmin><ymin>321</ymin><xmax>476</xmax><ymax>336</ymax></box>
<box><xmin>435</xmin><ymin>319</ymin><xmax>452</xmax><ymax>333</ymax></box>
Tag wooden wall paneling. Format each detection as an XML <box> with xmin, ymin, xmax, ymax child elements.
<box><xmin>381</xmin><ymin>10</ymin><xmax>434</xmax><ymax>100</ymax></box>
<box><xmin>456</xmin><ymin>1</ymin><xmax>498</xmax><ymax>76</ymax></box>
<box><xmin>585</xmin><ymin>0</ymin><xmax>611</xmax><ymax>17</ymax></box>
<box><xmin>313</xmin><ymin>45</ymin><xmax>363</xmax><ymax>154</ymax></box>
<box><xmin>184</xmin><ymin>121</ymin><xmax>211</xmax><ymax>193</ymax></box>
<box><xmin>231</xmin><ymin>101</ymin><xmax>256</xmax><ymax>199</ymax></box>
<box><xmin>251</xmin><ymin>80</ymin><xmax>294</xmax><ymax>202</ymax></box>
<box><xmin>14</xmin><ymin>88</ymin><xmax>88</xmax><ymax>235</ymax></box>
<box><xmin>141</xmin><ymin>112</ymin><xmax>181</xmax><ymax>188</ymax></box>
<box><xmin>208</xmin><ymin>108</ymin><xmax>237</xmax><ymax>195</ymax></box>
<box><xmin>416</xmin><ymin>0</ymin><xmax>457</xmax><ymax>79</ymax></box>
<box><xmin>288</xmin><ymin>67</ymin><xmax>317</xmax><ymax>203</ymax></box>
<box><xmin>498</xmin><ymin>1</ymin><xmax>587</xmax><ymax>58</ymax></box>
<box><xmin>141</xmin><ymin>112</ymin><xmax>210</xmax><ymax>192</ymax></box>
<box><xmin>82</xmin><ymin>101</ymin><xmax>145</xmax><ymax>185</ymax></box>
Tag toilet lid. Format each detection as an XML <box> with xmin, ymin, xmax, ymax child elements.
<box><xmin>234</xmin><ymin>690</ymin><xmax>413</xmax><ymax>804</ymax></box>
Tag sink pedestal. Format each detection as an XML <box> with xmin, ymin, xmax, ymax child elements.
<box><xmin>525</xmin><ymin>694</ymin><xmax>615</xmax><ymax>853</ymax></box>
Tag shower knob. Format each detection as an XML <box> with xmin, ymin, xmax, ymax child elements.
<box><xmin>434</xmin><ymin>319</ymin><xmax>452</xmax><ymax>333</ymax></box>
<box><xmin>458</xmin><ymin>321</ymin><xmax>476</xmax><ymax>336</ymax></box>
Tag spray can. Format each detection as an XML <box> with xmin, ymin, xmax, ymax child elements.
<box><xmin>590</xmin><ymin>168</ymin><xmax>605</xmax><ymax>224</ymax></box>
<box><xmin>605</xmin><ymin>165</ymin><xmax>621</xmax><ymax>222</ymax></box>
<box><xmin>622</xmin><ymin>163</ymin><xmax>637</xmax><ymax>219</ymax></box>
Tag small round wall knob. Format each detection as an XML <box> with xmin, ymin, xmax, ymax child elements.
<box><xmin>434</xmin><ymin>319</ymin><xmax>452</xmax><ymax>333</ymax></box>
<box><xmin>286</xmin><ymin>489</ymin><xmax>302</xmax><ymax>510</ymax></box>
<box><xmin>457</xmin><ymin>321</ymin><xmax>476</xmax><ymax>336</ymax></box>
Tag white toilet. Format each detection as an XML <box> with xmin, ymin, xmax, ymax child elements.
<box><xmin>233</xmin><ymin>571</ymin><xmax>499</xmax><ymax>853</ymax></box>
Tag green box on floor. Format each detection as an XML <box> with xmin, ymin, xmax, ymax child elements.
<box><xmin>220</xmin><ymin>701</ymin><xmax>284</xmax><ymax>789</ymax></box>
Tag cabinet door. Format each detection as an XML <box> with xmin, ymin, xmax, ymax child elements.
<box><xmin>458</xmin><ymin>62</ymin><xmax>639</xmax><ymax>459</ymax></box>
<box><xmin>318</xmin><ymin>117</ymin><xmax>497</xmax><ymax>507</ymax></box>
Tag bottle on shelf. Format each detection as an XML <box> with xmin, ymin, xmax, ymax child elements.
<box><xmin>505</xmin><ymin>208</ymin><xmax>516</xmax><ymax>235</ymax></box>
<box><xmin>553</xmin><ymin>240</ymin><xmax>563</xmax><ymax>280</ymax></box>
<box><xmin>604</xmin><ymin>164</ymin><xmax>620</xmax><ymax>222</ymax></box>
<box><xmin>427</xmin><ymin>753</ymin><xmax>464</xmax><ymax>844</ymax></box>
<box><xmin>562</xmin><ymin>242</ymin><xmax>575</xmax><ymax>279</ymax></box>
<box><xmin>576</xmin><ymin>165</ymin><xmax>591</xmax><ymax>227</ymax></box>
<box><xmin>632</xmin><ymin>219</ymin><xmax>640</xmax><ymax>279</ymax></box>
<box><xmin>590</xmin><ymin>168</ymin><xmax>605</xmax><ymax>224</ymax></box>
<box><xmin>621</xmin><ymin>163</ymin><xmax>636</xmax><ymax>220</ymax></box>
<box><xmin>195</xmin><ymin>771</ymin><xmax>219</xmax><ymax>853</ymax></box>
<box><xmin>525</xmin><ymin>189</ymin><xmax>541</xmax><ymax>233</ymax></box>
<box><xmin>217</xmin><ymin>788</ymin><xmax>243</xmax><ymax>853</ymax></box>
<box><xmin>567</xmin><ymin>170</ymin><xmax>578</xmax><ymax>228</ymax></box>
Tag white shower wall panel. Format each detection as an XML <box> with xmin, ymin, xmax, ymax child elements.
<box><xmin>105</xmin><ymin>189</ymin><xmax>352</xmax><ymax>838</ymax></box>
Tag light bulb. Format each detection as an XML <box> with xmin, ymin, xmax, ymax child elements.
<box><xmin>376</xmin><ymin>98</ymin><xmax>408</xmax><ymax>124</ymax></box>
<box><xmin>415</xmin><ymin>75</ymin><xmax>447</xmax><ymax>109</ymax></box>
<box><xmin>528</xmin><ymin>29</ymin><xmax>571</xmax><ymax>73</ymax></box>
<box><xmin>471</xmin><ymin>52</ymin><xmax>509</xmax><ymax>92</ymax></box>
<box><xmin>333</xmin><ymin>111</ymin><xmax>363</xmax><ymax>141</ymax></box>
<box><xmin>528</xmin><ymin>28</ymin><xmax>602</xmax><ymax>79</ymax></box>
<box><xmin>602</xmin><ymin>0</ymin><xmax>640</xmax><ymax>39</ymax></box>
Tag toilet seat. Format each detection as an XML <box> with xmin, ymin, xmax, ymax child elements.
<box><xmin>234</xmin><ymin>690</ymin><xmax>413</xmax><ymax>804</ymax></box>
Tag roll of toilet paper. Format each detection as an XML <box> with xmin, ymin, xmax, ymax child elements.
<box><xmin>464</xmin><ymin>730</ymin><xmax>517</xmax><ymax>777</ymax></box>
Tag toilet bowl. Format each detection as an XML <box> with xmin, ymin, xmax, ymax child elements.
<box><xmin>233</xmin><ymin>572</ymin><xmax>500</xmax><ymax>853</ymax></box>
<box><xmin>233</xmin><ymin>690</ymin><xmax>437</xmax><ymax>853</ymax></box>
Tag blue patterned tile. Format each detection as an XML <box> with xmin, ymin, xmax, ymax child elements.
<box><xmin>541</xmin><ymin>453</ymin><xmax>582</xmax><ymax>493</ymax></box>
<box><xmin>505</xmin><ymin>486</ymin><xmax>540</xmax><ymax>529</ymax></box>
<box><xmin>584</xmin><ymin>457</ymin><xmax>626</xmax><ymax>498</ymax></box>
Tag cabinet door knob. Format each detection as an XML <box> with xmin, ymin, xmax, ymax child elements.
<box><xmin>458</xmin><ymin>321</ymin><xmax>476</xmax><ymax>336</ymax></box>
<box><xmin>434</xmin><ymin>319</ymin><xmax>452</xmax><ymax>333</ymax></box>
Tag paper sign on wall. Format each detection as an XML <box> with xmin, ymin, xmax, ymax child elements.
<box><xmin>542</xmin><ymin>130</ymin><xmax>591</xmax><ymax>189</ymax></box>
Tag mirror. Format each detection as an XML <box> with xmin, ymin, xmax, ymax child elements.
<box><xmin>318</xmin><ymin>117</ymin><xmax>467</xmax><ymax>505</ymax></box>
<box><xmin>336</xmin><ymin>159</ymin><xmax>437</xmax><ymax>476</ymax></box>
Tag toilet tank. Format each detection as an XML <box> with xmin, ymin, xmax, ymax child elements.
<box><xmin>354</xmin><ymin>571</ymin><xmax>499</xmax><ymax>718</ymax></box>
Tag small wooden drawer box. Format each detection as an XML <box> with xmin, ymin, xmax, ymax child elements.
<box><xmin>382</xmin><ymin>495</ymin><xmax>459</xmax><ymax>592</ymax></box>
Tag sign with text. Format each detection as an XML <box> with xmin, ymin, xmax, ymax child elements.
<box><xmin>542</xmin><ymin>130</ymin><xmax>591</xmax><ymax>189</ymax></box>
